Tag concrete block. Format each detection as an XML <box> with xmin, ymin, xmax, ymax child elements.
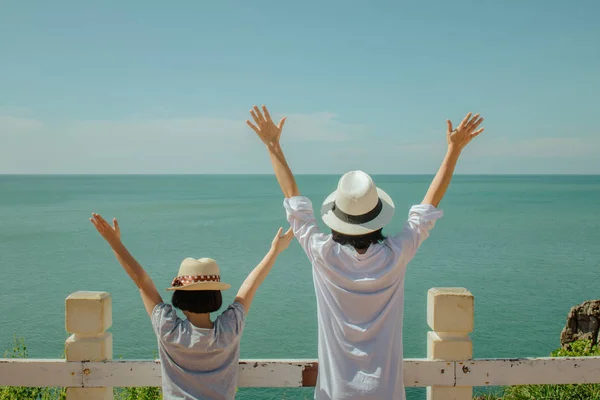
<box><xmin>65</xmin><ymin>332</ymin><xmax>113</xmax><ymax>362</ymax></box>
<box><xmin>66</xmin><ymin>387</ymin><xmax>112</xmax><ymax>400</ymax></box>
<box><xmin>427</xmin><ymin>386</ymin><xmax>472</xmax><ymax>400</ymax></box>
<box><xmin>66</xmin><ymin>292</ymin><xmax>112</xmax><ymax>334</ymax></box>
<box><xmin>427</xmin><ymin>288</ymin><xmax>473</xmax><ymax>333</ymax></box>
<box><xmin>427</xmin><ymin>332</ymin><xmax>472</xmax><ymax>361</ymax></box>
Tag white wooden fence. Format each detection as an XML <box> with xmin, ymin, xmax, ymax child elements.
<box><xmin>1</xmin><ymin>288</ymin><xmax>599</xmax><ymax>400</ymax></box>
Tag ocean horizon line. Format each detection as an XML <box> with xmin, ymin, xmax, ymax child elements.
<box><xmin>1</xmin><ymin>173</ymin><xmax>599</xmax><ymax>177</ymax></box>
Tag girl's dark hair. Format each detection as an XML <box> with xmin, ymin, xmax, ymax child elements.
<box><xmin>172</xmin><ymin>290</ymin><xmax>222</xmax><ymax>314</ymax></box>
<box><xmin>331</xmin><ymin>228</ymin><xmax>386</xmax><ymax>250</ymax></box>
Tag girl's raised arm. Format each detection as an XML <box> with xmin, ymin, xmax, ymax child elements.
<box><xmin>90</xmin><ymin>213</ymin><xmax>163</xmax><ymax>316</ymax></box>
<box><xmin>234</xmin><ymin>227</ymin><xmax>293</xmax><ymax>314</ymax></box>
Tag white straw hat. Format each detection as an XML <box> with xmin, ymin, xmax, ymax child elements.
<box><xmin>320</xmin><ymin>170</ymin><xmax>395</xmax><ymax>235</ymax></box>
<box><xmin>166</xmin><ymin>258</ymin><xmax>231</xmax><ymax>291</ymax></box>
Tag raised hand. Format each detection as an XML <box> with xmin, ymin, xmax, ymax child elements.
<box><xmin>246</xmin><ymin>105</ymin><xmax>286</xmax><ymax>148</ymax></box>
<box><xmin>90</xmin><ymin>213</ymin><xmax>121</xmax><ymax>244</ymax></box>
<box><xmin>271</xmin><ymin>227</ymin><xmax>294</xmax><ymax>254</ymax></box>
<box><xmin>446</xmin><ymin>113</ymin><xmax>485</xmax><ymax>152</ymax></box>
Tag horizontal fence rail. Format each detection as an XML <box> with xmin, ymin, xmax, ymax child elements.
<box><xmin>2</xmin><ymin>357</ymin><xmax>600</xmax><ymax>388</ymax></box>
<box><xmin>3</xmin><ymin>289</ymin><xmax>595</xmax><ymax>400</ymax></box>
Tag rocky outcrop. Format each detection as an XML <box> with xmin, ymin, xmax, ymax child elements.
<box><xmin>560</xmin><ymin>300</ymin><xmax>600</xmax><ymax>348</ymax></box>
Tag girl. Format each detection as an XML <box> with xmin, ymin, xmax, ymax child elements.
<box><xmin>90</xmin><ymin>213</ymin><xmax>293</xmax><ymax>399</ymax></box>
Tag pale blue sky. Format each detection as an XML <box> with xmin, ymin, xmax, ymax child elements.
<box><xmin>1</xmin><ymin>0</ymin><xmax>598</xmax><ymax>174</ymax></box>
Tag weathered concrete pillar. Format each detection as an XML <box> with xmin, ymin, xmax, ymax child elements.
<box><xmin>65</xmin><ymin>291</ymin><xmax>113</xmax><ymax>400</ymax></box>
<box><xmin>426</xmin><ymin>288</ymin><xmax>474</xmax><ymax>400</ymax></box>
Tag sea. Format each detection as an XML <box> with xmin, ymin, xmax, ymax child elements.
<box><xmin>1</xmin><ymin>174</ymin><xmax>599</xmax><ymax>399</ymax></box>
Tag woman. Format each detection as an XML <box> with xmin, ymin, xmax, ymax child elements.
<box><xmin>90</xmin><ymin>213</ymin><xmax>293</xmax><ymax>399</ymax></box>
<box><xmin>247</xmin><ymin>105</ymin><xmax>485</xmax><ymax>400</ymax></box>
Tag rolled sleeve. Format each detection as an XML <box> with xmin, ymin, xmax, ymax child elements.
<box><xmin>407</xmin><ymin>204</ymin><xmax>444</xmax><ymax>231</ymax></box>
<box><xmin>391</xmin><ymin>204</ymin><xmax>444</xmax><ymax>263</ymax></box>
<box><xmin>283</xmin><ymin>196</ymin><xmax>330</xmax><ymax>262</ymax></box>
<box><xmin>217</xmin><ymin>302</ymin><xmax>246</xmax><ymax>337</ymax></box>
<box><xmin>151</xmin><ymin>302</ymin><xmax>179</xmax><ymax>338</ymax></box>
<box><xmin>284</xmin><ymin>196</ymin><xmax>316</xmax><ymax>216</ymax></box>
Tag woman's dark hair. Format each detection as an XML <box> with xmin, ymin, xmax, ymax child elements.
<box><xmin>172</xmin><ymin>290</ymin><xmax>222</xmax><ymax>314</ymax></box>
<box><xmin>331</xmin><ymin>228</ymin><xmax>386</xmax><ymax>250</ymax></box>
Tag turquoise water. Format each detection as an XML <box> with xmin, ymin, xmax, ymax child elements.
<box><xmin>1</xmin><ymin>175</ymin><xmax>599</xmax><ymax>399</ymax></box>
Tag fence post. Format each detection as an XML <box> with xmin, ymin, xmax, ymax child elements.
<box><xmin>426</xmin><ymin>287</ymin><xmax>474</xmax><ymax>400</ymax></box>
<box><xmin>65</xmin><ymin>291</ymin><xmax>113</xmax><ymax>400</ymax></box>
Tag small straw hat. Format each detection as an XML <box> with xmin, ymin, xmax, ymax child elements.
<box><xmin>166</xmin><ymin>258</ymin><xmax>231</xmax><ymax>291</ymax></box>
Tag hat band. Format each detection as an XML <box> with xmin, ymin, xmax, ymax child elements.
<box><xmin>331</xmin><ymin>198</ymin><xmax>383</xmax><ymax>225</ymax></box>
<box><xmin>172</xmin><ymin>275</ymin><xmax>221</xmax><ymax>287</ymax></box>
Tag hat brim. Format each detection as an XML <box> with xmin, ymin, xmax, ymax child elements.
<box><xmin>320</xmin><ymin>187</ymin><xmax>395</xmax><ymax>235</ymax></box>
<box><xmin>166</xmin><ymin>281</ymin><xmax>231</xmax><ymax>291</ymax></box>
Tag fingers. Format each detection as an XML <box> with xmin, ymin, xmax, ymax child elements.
<box><xmin>472</xmin><ymin>127</ymin><xmax>485</xmax><ymax>137</ymax></box>
<box><xmin>458</xmin><ymin>112</ymin><xmax>472</xmax><ymax>129</ymax></box>
<box><xmin>246</xmin><ymin>120</ymin><xmax>259</xmax><ymax>133</ymax></box>
<box><xmin>247</xmin><ymin>120</ymin><xmax>270</xmax><ymax>145</ymax></box>
<box><xmin>277</xmin><ymin>227</ymin><xmax>294</xmax><ymax>248</ymax></box>
<box><xmin>465</xmin><ymin>113</ymin><xmax>478</xmax><ymax>125</ymax></box>
<box><xmin>275</xmin><ymin>227</ymin><xmax>294</xmax><ymax>240</ymax></box>
<box><xmin>465</xmin><ymin>113</ymin><xmax>480</xmax><ymax>127</ymax></box>
<box><xmin>278</xmin><ymin>117</ymin><xmax>286</xmax><ymax>131</ymax></box>
<box><xmin>249</xmin><ymin>109</ymin><xmax>262</xmax><ymax>126</ymax></box>
<box><xmin>92</xmin><ymin>213</ymin><xmax>113</xmax><ymax>233</ymax></box>
<box><xmin>93</xmin><ymin>213</ymin><xmax>108</xmax><ymax>226</ymax></box>
<box><xmin>468</xmin><ymin>115</ymin><xmax>484</xmax><ymax>132</ymax></box>
<box><xmin>253</xmin><ymin>105</ymin><xmax>265</xmax><ymax>122</ymax></box>
<box><xmin>456</xmin><ymin>112</ymin><xmax>485</xmax><ymax>134</ymax></box>
<box><xmin>252</xmin><ymin>105</ymin><xmax>266</xmax><ymax>124</ymax></box>
<box><xmin>90</xmin><ymin>213</ymin><xmax>104</xmax><ymax>231</ymax></box>
<box><xmin>262</xmin><ymin>105</ymin><xmax>273</xmax><ymax>123</ymax></box>
<box><xmin>113</xmin><ymin>218</ymin><xmax>120</xmax><ymax>231</ymax></box>
<box><xmin>446</xmin><ymin>120</ymin><xmax>453</xmax><ymax>133</ymax></box>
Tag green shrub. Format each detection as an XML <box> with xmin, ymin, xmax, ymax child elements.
<box><xmin>551</xmin><ymin>339</ymin><xmax>600</xmax><ymax>357</ymax></box>
<box><xmin>114</xmin><ymin>387</ymin><xmax>162</xmax><ymax>400</ymax></box>
<box><xmin>487</xmin><ymin>339</ymin><xmax>600</xmax><ymax>400</ymax></box>
<box><xmin>0</xmin><ymin>336</ymin><xmax>66</xmax><ymax>400</ymax></box>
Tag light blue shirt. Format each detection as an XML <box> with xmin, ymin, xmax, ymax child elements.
<box><xmin>151</xmin><ymin>301</ymin><xmax>246</xmax><ymax>399</ymax></box>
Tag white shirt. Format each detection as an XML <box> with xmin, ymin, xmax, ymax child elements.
<box><xmin>284</xmin><ymin>196</ymin><xmax>443</xmax><ymax>400</ymax></box>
